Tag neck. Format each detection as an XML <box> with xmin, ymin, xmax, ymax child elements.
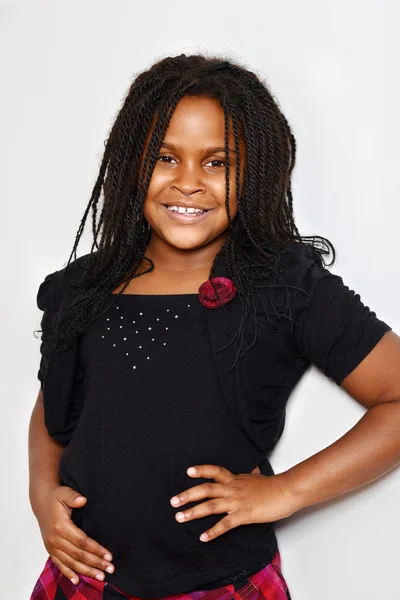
<box><xmin>145</xmin><ymin>235</ymin><xmax>225</xmax><ymax>273</ymax></box>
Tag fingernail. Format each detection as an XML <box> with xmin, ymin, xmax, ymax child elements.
<box><xmin>96</xmin><ymin>573</ymin><xmax>104</xmax><ymax>581</ymax></box>
<box><xmin>104</xmin><ymin>553</ymin><xmax>112</xmax><ymax>561</ymax></box>
<box><xmin>187</xmin><ymin>467</ymin><xmax>196</xmax><ymax>475</ymax></box>
<box><xmin>170</xmin><ymin>496</ymin><xmax>180</xmax><ymax>506</ymax></box>
<box><xmin>106</xmin><ymin>565</ymin><xmax>114</xmax><ymax>573</ymax></box>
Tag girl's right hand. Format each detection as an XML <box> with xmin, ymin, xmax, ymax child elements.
<box><xmin>36</xmin><ymin>484</ymin><xmax>115</xmax><ymax>585</ymax></box>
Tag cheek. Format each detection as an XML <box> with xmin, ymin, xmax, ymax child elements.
<box><xmin>212</xmin><ymin>169</ymin><xmax>239</xmax><ymax>202</ymax></box>
<box><xmin>146</xmin><ymin>171</ymin><xmax>169</xmax><ymax>197</ymax></box>
<box><xmin>143</xmin><ymin>173</ymin><xmax>168</xmax><ymax>215</ymax></box>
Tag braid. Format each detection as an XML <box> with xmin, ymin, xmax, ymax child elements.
<box><xmin>49</xmin><ymin>53</ymin><xmax>334</xmax><ymax>361</ymax></box>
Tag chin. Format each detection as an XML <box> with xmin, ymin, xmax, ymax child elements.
<box><xmin>164</xmin><ymin>237</ymin><xmax>209</xmax><ymax>251</ymax></box>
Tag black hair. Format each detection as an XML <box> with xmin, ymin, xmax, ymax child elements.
<box><xmin>45</xmin><ymin>53</ymin><xmax>335</xmax><ymax>365</ymax></box>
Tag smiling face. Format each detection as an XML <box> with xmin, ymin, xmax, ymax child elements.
<box><xmin>141</xmin><ymin>96</ymin><xmax>246</xmax><ymax>257</ymax></box>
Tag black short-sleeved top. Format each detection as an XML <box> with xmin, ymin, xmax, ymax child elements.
<box><xmin>56</xmin><ymin>294</ymin><xmax>275</xmax><ymax>596</ymax></box>
<box><xmin>35</xmin><ymin>243</ymin><xmax>392</xmax><ymax>597</ymax></box>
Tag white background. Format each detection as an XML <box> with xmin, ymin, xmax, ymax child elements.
<box><xmin>1</xmin><ymin>1</ymin><xmax>399</xmax><ymax>598</ymax></box>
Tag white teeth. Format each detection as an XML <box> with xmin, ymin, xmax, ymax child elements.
<box><xmin>166</xmin><ymin>205</ymin><xmax>205</xmax><ymax>214</ymax></box>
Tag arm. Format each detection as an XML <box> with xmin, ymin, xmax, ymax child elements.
<box><xmin>281</xmin><ymin>330</ymin><xmax>400</xmax><ymax>512</ymax></box>
<box><xmin>28</xmin><ymin>387</ymin><xmax>64</xmax><ymax>517</ymax></box>
<box><xmin>28</xmin><ymin>386</ymin><xmax>115</xmax><ymax>583</ymax></box>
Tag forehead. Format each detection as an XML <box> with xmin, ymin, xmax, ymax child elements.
<box><xmin>142</xmin><ymin>95</ymin><xmax>246</xmax><ymax>160</ymax></box>
<box><xmin>165</xmin><ymin>96</ymin><xmax>226</xmax><ymax>140</ymax></box>
<box><xmin>145</xmin><ymin>96</ymin><xmax>240</xmax><ymax>146</ymax></box>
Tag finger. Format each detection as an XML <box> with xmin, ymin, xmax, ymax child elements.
<box><xmin>54</xmin><ymin>535</ymin><xmax>115</xmax><ymax>575</ymax></box>
<box><xmin>186</xmin><ymin>464</ymin><xmax>234</xmax><ymax>484</ymax></box>
<box><xmin>50</xmin><ymin>554</ymin><xmax>81</xmax><ymax>586</ymax></box>
<box><xmin>251</xmin><ymin>466</ymin><xmax>261</xmax><ymax>475</ymax></box>
<box><xmin>170</xmin><ymin>481</ymin><xmax>228</xmax><ymax>508</ymax></box>
<box><xmin>175</xmin><ymin>497</ymin><xmax>236</xmax><ymax>524</ymax></box>
<box><xmin>52</xmin><ymin>547</ymin><xmax>108</xmax><ymax>582</ymax></box>
<box><xmin>198</xmin><ymin>512</ymin><xmax>245</xmax><ymax>542</ymax></box>
<box><xmin>65</xmin><ymin>521</ymin><xmax>113</xmax><ymax>562</ymax></box>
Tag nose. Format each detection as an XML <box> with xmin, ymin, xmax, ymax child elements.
<box><xmin>171</xmin><ymin>162</ymin><xmax>206</xmax><ymax>196</ymax></box>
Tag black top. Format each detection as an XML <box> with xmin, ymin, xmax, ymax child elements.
<box><xmin>57</xmin><ymin>293</ymin><xmax>275</xmax><ymax>597</ymax></box>
<box><xmin>36</xmin><ymin>243</ymin><xmax>392</xmax><ymax>597</ymax></box>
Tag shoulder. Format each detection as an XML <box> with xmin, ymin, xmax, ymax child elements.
<box><xmin>36</xmin><ymin>252</ymin><xmax>94</xmax><ymax>311</ymax></box>
<box><xmin>263</xmin><ymin>241</ymin><xmax>328</xmax><ymax>302</ymax></box>
<box><xmin>246</xmin><ymin>242</ymin><xmax>330</xmax><ymax>328</ymax></box>
<box><xmin>57</xmin><ymin>251</ymin><xmax>93</xmax><ymax>289</ymax></box>
<box><xmin>277</xmin><ymin>241</ymin><xmax>324</xmax><ymax>279</ymax></box>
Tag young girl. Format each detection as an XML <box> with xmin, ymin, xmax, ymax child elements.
<box><xmin>29</xmin><ymin>54</ymin><xmax>399</xmax><ymax>600</ymax></box>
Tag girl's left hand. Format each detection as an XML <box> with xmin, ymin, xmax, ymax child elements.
<box><xmin>169</xmin><ymin>464</ymin><xmax>295</xmax><ymax>542</ymax></box>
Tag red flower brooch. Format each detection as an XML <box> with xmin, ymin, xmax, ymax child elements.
<box><xmin>198</xmin><ymin>277</ymin><xmax>237</xmax><ymax>309</ymax></box>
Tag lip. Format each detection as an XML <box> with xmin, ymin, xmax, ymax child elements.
<box><xmin>162</xmin><ymin>205</ymin><xmax>211</xmax><ymax>224</ymax></box>
<box><xmin>162</xmin><ymin>201</ymin><xmax>210</xmax><ymax>211</ymax></box>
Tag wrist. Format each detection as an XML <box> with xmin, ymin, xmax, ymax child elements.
<box><xmin>29</xmin><ymin>480</ymin><xmax>61</xmax><ymax>517</ymax></box>
<box><xmin>275</xmin><ymin>468</ymin><xmax>307</xmax><ymax>515</ymax></box>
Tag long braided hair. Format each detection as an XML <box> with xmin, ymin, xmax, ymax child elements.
<box><xmin>48</xmin><ymin>53</ymin><xmax>335</xmax><ymax>365</ymax></box>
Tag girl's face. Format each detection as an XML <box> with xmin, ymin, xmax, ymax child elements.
<box><xmin>141</xmin><ymin>95</ymin><xmax>246</xmax><ymax>253</ymax></box>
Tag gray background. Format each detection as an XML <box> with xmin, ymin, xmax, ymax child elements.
<box><xmin>1</xmin><ymin>1</ymin><xmax>399</xmax><ymax>598</ymax></box>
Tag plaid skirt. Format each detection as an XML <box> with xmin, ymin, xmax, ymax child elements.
<box><xmin>30</xmin><ymin>549</ymin><xmax>292</xmax><ymax>600</ymax></box>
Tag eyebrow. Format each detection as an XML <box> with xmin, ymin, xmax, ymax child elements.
<box><xmin>160</xmin><ymin>142</ymin><xmax>237</xmax><ymax>155</ymax></box>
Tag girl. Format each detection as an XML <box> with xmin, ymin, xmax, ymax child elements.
<box><xmin>29</xmin><ymin>54</ymin><xmax>399</xmax><ymax>600</ymax></box>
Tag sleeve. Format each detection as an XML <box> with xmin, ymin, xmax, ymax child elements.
<box><xmin>36</xmin><ymin>271</ymin><xmax>57</xmax><ymax>389</ymax></box>
<box><xmin>293</xmin><ymin>251</ymin><xmax>392</xmax><ymax>385</ymax></box>
<box><xmin>36</xmin><ymin>266</ymin><xmax>85</xmax><ymax>445</ymax></box>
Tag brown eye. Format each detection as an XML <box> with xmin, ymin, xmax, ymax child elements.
<box><xmin>157</xmin><ymin>155</ymin><xmax>176</xmax><ymax>164</ymax></box>
<box><xmin>205</xmin><ymin>159</ymin><xmax>228</xmax><ymax>168</ymax></box>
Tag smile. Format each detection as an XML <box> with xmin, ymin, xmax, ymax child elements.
<box><xmin>167</xmin><ymin>205</ymin><xmax>206</xmax><ymax>215</ymax></box>
<box><xmin>162</xmin><ymin>204</ymin><xmax>211</xmax><ymax>224</ymax></box>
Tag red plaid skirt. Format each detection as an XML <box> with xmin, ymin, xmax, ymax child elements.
<box><xmin>30</xmin><ymin>549</ymin><xmax>291</xmax><ymax>600</ymax></box>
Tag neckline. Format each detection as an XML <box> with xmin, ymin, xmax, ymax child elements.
<box><xmin>110</xmin><ymin>292</ymin><xmax>199</xmax><ymax>298</ymax></box>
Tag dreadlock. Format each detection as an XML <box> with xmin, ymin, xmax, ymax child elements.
<box><xmin>47</xmin><ymin>53</ymin><xmax>335</xmax><ymax>365</ymax></box>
